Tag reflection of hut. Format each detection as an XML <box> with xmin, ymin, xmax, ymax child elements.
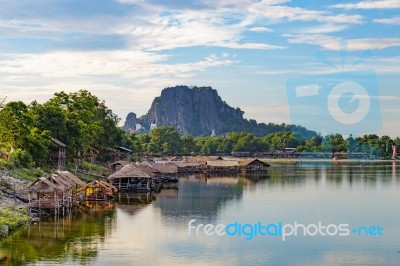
<box><xmin>239</xmin><ymin>159</ymin><xmax>270</xmax><ymax>172</ymax></box>
<box><xmin>28</xmin><ymin>171</ymin><xmax>85</xmax><ymax>213</ymax></box>
<box><xmin>49</xmin><ymin>137</ymin><xmax>67</xmax><ymax>170</ymax></box>
<box><xmin>107</xmin><ymin>164</ymin><xmax>153</xmax><ymax>192</ymax></box>
<box><xmin>77</xmin><ymin>180</ymin><xmax>117</xmax><ymax>201</ymax></box>
<box><xmin>0</xmin><ymin>149</ymin><xmax>10</xmax><ymax>160</ymax></box>
<box><xmin>108</xmin><ymin>160</ymin><xmax>130</xmax><ymax>173</ymax></box>
<box><xmin>206</xmin><ymin>160</ymin><xmax>239</xmax><ymax>173</ymax></box>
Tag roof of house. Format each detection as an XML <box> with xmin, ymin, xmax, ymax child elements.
<box><xmin>108</xmin><ymin>164</ymin><xmax>151</xmax><ymax>180</ymax></box>
<box><xmin>115</xmin><ymin>146</ymin><xmax>133</xmax><ymax>153</ymax></box>
<box><xmin>108</xmin><ymin>160</ymin><xmax>131</xmax><ymax>168</ymax></box>
<box><xmin>28</xmin><ymin>177</ymin><xmax>63</xmax><ymax>193</ymax></box>
<box><xmin>77</xmin><ymin>180</ymin><xmax>117</xmax><ymax>194</ymax></box>
<box><xmin>206</xmin><ymin>160</ymin><xmax>239</xmax><ymax>167</ymax></box>
<box><xmin>239</xmin><ymin>159</ymin><xmax>271</xmax><ymax>167</ymax></box>
<box><xmin>51</xmin><ymin>137</ymin><xmax>67</xmax><ymax>147</ymax></box>
<box><xmin>56</xmin><ymin>171</ymin><xmax>86</xmax><ymax>187</ymax></box>
<box><xmin>136</xmin><ymin>162</ymin><xmax>160</xmax><ymax>177</ymax></box>
<box><xmin>151</xmin><ymin>163</ymin><xmax>178</xmax><ymax>174</ymax></box>
<box><xmin>28</xmin><ymin>171</ymin><xmax>86</xmax><ymax>193</ymax></box>
<box><xmin>186</xmin><ymin>156</ymin><xmax>223</xmax><ymax>164</ymax></box>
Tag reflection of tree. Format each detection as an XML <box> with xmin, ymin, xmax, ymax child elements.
<box><xmin>0</xmin><ymin>204</ymin><xmax>116</xmax><ymax>266</ymax></box>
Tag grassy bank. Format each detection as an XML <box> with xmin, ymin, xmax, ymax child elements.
<box><xmin>0</xmin><ymin>207</ymin><xmax>30</xmax><ymax>238</ymax></box>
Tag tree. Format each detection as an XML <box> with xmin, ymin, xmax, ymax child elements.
<box><xmin>181</xmin><ymin>135</ymin><xmax>198</xmax><ymax>155</ymax></box>
<box><xmin>149</xmin><ymin>127</ymin><xmax>182</xmax><ymax>155</ymax></box>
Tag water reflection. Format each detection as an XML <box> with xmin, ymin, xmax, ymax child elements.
<box><xmin>1</xmin><ymin>162</ymin><xmax>400</xmax><ymax>265</ymax></box>
<box><xmin>153</xmin><ymin>174</ymin><xmax>265</xmax><ymax>223</ymax></box>
<box><xmin>0</xmin><ymin>202</ymin><xmax>116</xmax><ymax>266</ymax></box>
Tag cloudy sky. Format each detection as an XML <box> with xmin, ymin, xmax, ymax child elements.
<box><xmin>0</xmin><ymin>0</ymin><xmax>399</xmax><ymax>136</ymax></box>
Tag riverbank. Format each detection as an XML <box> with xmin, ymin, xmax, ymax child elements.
<box><xmin>0</xmin><ymin>170</ymin><xmax>31</xmax><ymax>238</ymax></box>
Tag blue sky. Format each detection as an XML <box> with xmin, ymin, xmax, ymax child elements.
<box><xmin>0</xmin><ymin>0</ymin><xmax>399</xmax><ymax>136</ymax></box>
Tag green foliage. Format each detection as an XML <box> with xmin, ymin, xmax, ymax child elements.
<box><xmin>10</xmin><ymin>168</ymin><xmax>45</xmax><ymax>181</ymax></box>
<box><xmin>80</xmin><ymin>161</ymin><xmax>108</xmax><ymax>176</ymax></box>
<box><xmin>149</xmin><ymin>126</ymin><xmax>182</xmax><ymax>155</ymax></box>
<box><xmin>10</xmin><ymin>149</ymin><xmax>33</xmax><ymax>168</ymax></box>
<box><xmin>0</xmin><ymin>207</ymin><xmax>30</xmax><ymax>233</ymax></box>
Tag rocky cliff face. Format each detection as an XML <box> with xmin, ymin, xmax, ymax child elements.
<box><xmin>123</xmin><ymin>112</ymin><xmax>137</xmax><ymax>131</ymax></box>
<box><xmin>137</xmin><ymin>86</ymin><xmax>245</xmax><ymax>136</ymax></box>
<box><xmin>130</xmin><ymin>85</ymin><xmax>317</xmax><ymax>138</ymax></box>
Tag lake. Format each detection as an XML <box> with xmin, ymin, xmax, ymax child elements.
<box><xmin>1</xmin><ymin>161</ymin><xmax>400</xmax><ymax>265</ymax></box>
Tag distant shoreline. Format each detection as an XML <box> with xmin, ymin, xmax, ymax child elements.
<box><xmin>227</xmin><ymin>157</ymin><xmax>398</xmax><ymax>164</ymax></box>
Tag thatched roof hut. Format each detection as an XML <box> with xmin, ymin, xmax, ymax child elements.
<box><xmin>107</xmin><ymin>164</ymin><xmax>152</xmax><ymax>191</ymax></box>
<box><xmin>186</xmin><ymin>156</ymin><xmax>223</xmax><ymax>165</ymax></box>
<box><xmin>206</xmin><ymin>160</ymin><xmax>239</xmax><ymax>167</ymax></box>
<box><xmin>206</xmin><ymin>160</ymin><xmax>239</xmax><ymax>173</ymax></box>
<box><xmin>108</xmin><ymin>164</ymin><xmax>150</xmax><ymax>181</ymax></box>
<box><xmin>108</xmin><ymin>160</ymin><xmax>130</xmax><ymax>173</ymax></box>
<box><xmin>77</xmin><ymin>180</ymin><xmax>117</xmax><ymax>201</ymax></box>
<box><xmin>239</xmin><ymin>159</ymin><xmax>270</xmax><ymax>172</ymax></box>
<box><xmin>28</xmin><ymin>177</ymin><xmax>64</xmax><ymax>193</ymax></box>
<box><xmin>151</xmin><ymin>163</ymin><xmax>178</xmax><ymax>175</ymax></box>
<box><xmin>136</xmin><ymin>162</ymin><xmax>160</xmax><ymax>178</ymax></box>
<box><xmin>56</xmin><ymin>171</ymin><xmax>86</xmax><ymax>188</ymax></box>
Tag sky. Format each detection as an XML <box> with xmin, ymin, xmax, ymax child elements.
<box><xmin>0</xmin><ymin>0</ymin><xmax>399</xmax><ymax>136</ymax></box>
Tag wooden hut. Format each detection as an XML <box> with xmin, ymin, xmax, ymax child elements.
<box><xmin>186</xmin><ymin>156</ymin><xmax>223</xmax><ymax>165</ymax></box>
<box><xmin>136</xmin><ymin>162</ymin><xmax>160</xmax><ymax>178</ymax></box>
<box><xmin>77</xmin><ymin>180</ymin><xmax>117</xmax><ymax>201</ymax></box>
<box><xmin>108</xmin><ymin>160</ymin><xmax>130</xmax><ymax>173</ymax></box>
<box><xmin>115</xmin><ymin>146</ymin><xmax>133</xmax><ymax>160</ymax></box>
<box><xmin>151</xmin><ymin>163</ymin><xmax>178</xmax><ymax>182</ymax></box>
<box><xmin>239</xmin><ymin>159</ymin><xmax>271</xmax><ymax>173</ymax></box>
<box><xmin>107</xmin><ymin>164</ymin><xmax>154</xmax><ymax>192</ymax></box>
<box><xmin>28</xmin><ymin>171</ymin><xmax>85</xmax><ymax>214</ymax></box>
<box><xmin>206</xmin><ymin>160</ymin><xmax>240</xmax><ymax>173</ymax></box>
<box><xmin>49</xmin><ymin>137</ymin><xmax>67</xmax><ymax>170</ymax></box>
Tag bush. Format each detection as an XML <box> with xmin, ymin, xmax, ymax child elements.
<box><xmin>10</xmin><ymin>149</ymin><xmax>33</xmax><ymax>168</ymax></box>
<box><xmin>0</xmin><ymin>207</ymin><xmax>30</xmax><ymax>236</ymax></box>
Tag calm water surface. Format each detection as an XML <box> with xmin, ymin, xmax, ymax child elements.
<box><xmin>1</xmin><ymin>161</ymin><xmax>400</xmax><ymax>265</ymax></box>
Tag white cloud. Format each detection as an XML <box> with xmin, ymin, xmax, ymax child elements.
<box><xmin>331</xmin><ymin>0</ymin><xmax>400</xmax><ymax>9</ymax></box>
<box><xmin>374</xmin><ymin>16</ymin><xmax>400</xmax><ymax>24</ymax></box>
<box><xmin>286</xmin><ymin>34</ymin><xmax>400</xmax><ymax>51</ymax></box>
<box><xmin>248</xmin><ymin>26</ymin><xmax>273</xmax><ymax>32</ymax></box>
<box><xmin>0</xmin><ymin>51</ymin><xmax>235</xmax><ymax>79</ymax></box>
<box><xmin>247</xmin><ymin>3</ymin><xmax>364</xmax><ymax>24</ymax></box>
<box><xmin>300</xmin><ymin>24</ymin><xmax>348</xmax><ymax>34</ymax></box>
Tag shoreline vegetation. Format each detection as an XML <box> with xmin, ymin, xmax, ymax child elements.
<box><xmin>1</xmin><ymin>90</ymin><xmax>400</xmax><ymax>238</ymax></box>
